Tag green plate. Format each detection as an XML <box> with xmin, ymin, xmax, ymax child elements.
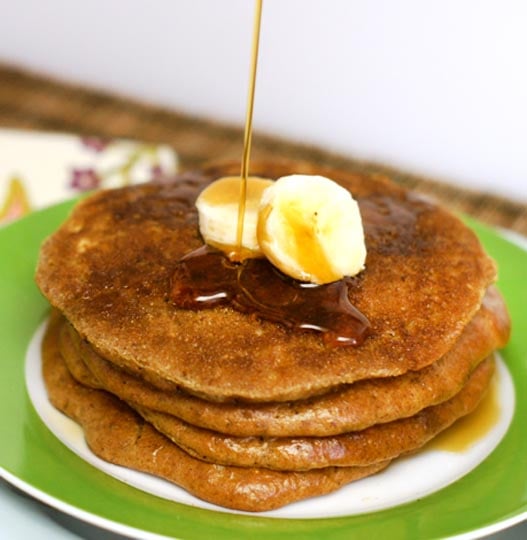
<box><xmin>0</xmin><ymin>200</ymin><xmax>526</xmax><ymax>540</ymax></box>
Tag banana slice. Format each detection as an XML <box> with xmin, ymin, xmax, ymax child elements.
<box><xmin>196</xmin><ymin>176</ymin><xmax>274</xmax><ymax>259</ymax></box>
<box><xmin>257</xmin><ymin>174</ymin><xmax>366</xmax><ymax>284</ymax></box>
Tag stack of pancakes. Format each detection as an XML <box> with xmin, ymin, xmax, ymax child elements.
<box><xmin>35</xmin><ymin>161</ymin><xmax>510</xmax><ymax>512</ymax></box>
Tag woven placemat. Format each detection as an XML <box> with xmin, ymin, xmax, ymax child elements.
<box><xmin>0</xmin><ymin>63</ymin><xmax>525</xmax><ymax>235</ymax></box>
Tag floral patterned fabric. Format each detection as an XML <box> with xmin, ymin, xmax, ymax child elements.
<box><xmin>0</xmin><ymin>129</ymin><xmax>179</xmax><ymax>225</ymax></box>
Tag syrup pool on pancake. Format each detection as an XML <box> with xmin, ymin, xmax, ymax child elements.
<box><xmin>177</xmin><ymin>173</ymin><xmax>371</xmax><ymax>347</ymax></box>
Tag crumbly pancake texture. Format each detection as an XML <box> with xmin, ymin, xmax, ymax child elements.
<box><xmin>35</xmin><ymin>161</ymin><xmax>498</xmax><ymax>402</ymax></box>
<box><xmin>60</xmin><ymin>287</ymin><xmax>509</xmax><ymax>437</ymax></box>
<box><xmin>42</xmin><ymin>313</ymin><xmax>389</xmax><ymax>512</ymax></box>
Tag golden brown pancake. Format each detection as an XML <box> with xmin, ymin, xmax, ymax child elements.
<box><xmin>54</xmin><ymin>311</ymin><xmax>497</xmax><ymax>471</ymax></box>
<box><xmin>59</xmin><ymin>286</ymin><xmax>509</xmax><ymax>437</ymax></box>
<box><xmin>35</xmin><ymin>161</ymin><xmax>498</xmax><ymax>402</ymax></box>
<box><xmin>36</xmin><ymin>160</ymin><xmax>511</xmax><ymax>512</ymax></box>
<box><xmin>60</xmin><ymin>322</ymin><xmax>100</xmax><ymax>388</ymax></box>
<box><xmin>130</xmin><ymin>357</ymin><xmax>494</xmax><ymax>471</ymax></box>
<box><xmin>42</xmin><ymin>312</ymin><xmax>389</xmax><ymax>512</ymax></box>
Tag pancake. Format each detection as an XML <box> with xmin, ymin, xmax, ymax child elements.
<box><xmin>57</xmin><ymin>306</ymin><xmax>496</xmax><ymax>470</ymax></box>
<box><xmin>35</xmin><ymin>161</ymin><xmax>498</xmax><ymax>402</ymax></box>
<box><xmin>36</xmin><ymin>160</ymin><xmax>510</xmax><ymax>512</ymax></box>
<box><xmin>60</xmin><ymin>322</ymin><xmax>100</xmax><ymax>388</ymax></box>
<box><xmin>60</xmin><ymin>286</ymin><xmax>509</xmax><ymax>437</ymax></box>
<box><xmin>42</xmin><ymin>312</ymin><xmax>389</xmax><ymax>512</ymax></box>
<box><xmin>131</xmin><ymin>357</ymin><xmax>494</xmax><ymax>471</ymax></box>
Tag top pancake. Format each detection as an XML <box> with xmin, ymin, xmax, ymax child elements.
<box><xmin>35</xmin><ymin>160</ymin><xmax>497</xmax><ymax>402</ymax></box>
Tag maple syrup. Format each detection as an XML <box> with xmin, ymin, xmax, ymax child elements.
<box><xmin>171</xmin><ymin>244</ymin><xmax>371</xmax><ymax>346</ymax></box>
<box><xmin>429</xmin><ymin>372</ymin><xmax>500</xmax><ymax>452</ymax></box>
<box><xmin>234</xmin><ymin>0</ymin><xmax>263</xmax><ymax>261</ymax></box>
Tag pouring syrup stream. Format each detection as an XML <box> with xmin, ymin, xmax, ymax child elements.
<box><xmin>233</xmin><ymin>0</ymin><xmax>263</xmax><ymax>261</ymax></box>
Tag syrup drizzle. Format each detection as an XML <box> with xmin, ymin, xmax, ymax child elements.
<box><xmin>429</xmin><ymin>371</ymin><xmax>500</xmax><ymax>452</ymax></box>
<box><xmin>234</xmin><ymin>0</ymin><xmax>263</xmax><ymax>261</ymax></box>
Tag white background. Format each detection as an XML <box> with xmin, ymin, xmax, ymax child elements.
<box><xmin>0</xmin><ymin>0</ymin><xmax>526</xmax><ymax>201</ymax></box>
